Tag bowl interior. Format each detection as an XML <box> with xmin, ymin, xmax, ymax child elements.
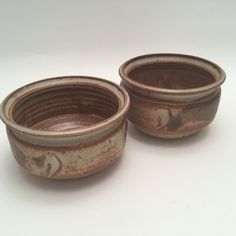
<box><xmin>128</xmin><ymin>62</ymin><xmax>215</xmax><ymax>90</ymax></box>
<box><xmin>12</xmin><ymin>84</ymin><xmax>119</xmax><ymax>132</ymax></box>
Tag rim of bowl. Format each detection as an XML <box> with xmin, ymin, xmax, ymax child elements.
<box><xmin>0</xmin><ymin>76</ymin><xmax>130</xmax><ymax>138</ymax></box>
<box><xmin>119</xmin><ymin>53</ymin><xmax>226</xmax><ymax>95</ymax></box>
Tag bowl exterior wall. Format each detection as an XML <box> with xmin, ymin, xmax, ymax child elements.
<box><xmin>121</xmin><ymin>81</ymin><xmax>221</xmax><ymax>139</ymax></box>
<box><xmin>7</xmin><ymin>120</ymin><xmax>127</xmax><ymax>179</ymax></box>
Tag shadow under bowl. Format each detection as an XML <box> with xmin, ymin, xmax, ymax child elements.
<box><xmin>119</xmin><ymin>53</ymin><xmax>226</xmax><ymax>139</ymax></box>
<box><xmin>0</xmin><ymin>76</ymin><xmax>130</xmax><ymax>179</ymax></box>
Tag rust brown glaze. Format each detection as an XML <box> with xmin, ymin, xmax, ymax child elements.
<box><xmin>0</xmin><ymin>76</ymin><xmax>130</xmax><ymax>179</ymax></box>
<box><xmin>119</xmin><ymin>54</ymin><xmax>225</xmax><ymax>139</ymax></box>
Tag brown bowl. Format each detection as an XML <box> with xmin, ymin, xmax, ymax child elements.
<box><xmin>0</xmin><ymin>76</ymin><xmax>130</xmax><ymax>179</ymax></box>
<box><xmin>119</xmin><ymin>54</ymin><xmax>226</xmax><ymax>139</ymax></box>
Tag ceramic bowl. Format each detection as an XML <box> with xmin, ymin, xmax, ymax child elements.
<box><xmin>119</xmin><ymin>54</ymin><xmax>225</xmax><ymax>139</ymax></box>
<box><xmin>0</xmin><ymin>76</ymin><xmax>130</xmax><ymax>179</ymax></box>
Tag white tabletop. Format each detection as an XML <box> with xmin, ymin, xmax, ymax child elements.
<box><xmin>0</xmin><ymin>1</ymin><xmax>235</xmax><ymax>235</ymax></box>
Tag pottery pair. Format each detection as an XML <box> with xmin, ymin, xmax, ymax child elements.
<box><xmin>0</xmin><ymin>54</ymin><xmax>226</xmax><ymax>179</ymax></box>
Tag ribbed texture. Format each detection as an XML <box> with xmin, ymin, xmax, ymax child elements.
<box><xmin>12</xmin><ymin>85</ymin><xmax>119</xmax><ymax>130</ymax></box>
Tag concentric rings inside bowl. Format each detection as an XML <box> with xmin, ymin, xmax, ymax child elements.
<box><xmin>1</xmin><ymin>76</ymin><xmax>130</xmax><ymax>137</ymax></box>
<box><xmin>12</xmin><ymin>84</ymin><xmax>119</xmax><ymax>131</ymax></box>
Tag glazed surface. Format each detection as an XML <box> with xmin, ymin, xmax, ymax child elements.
<box><xmin>128</xmin><ymin>63</ymin><xmax>215</xmax><ymax>89</ymax></box>
<box><xmin>12</xmin><ymin>84</ymin><xmax>119</xmax><ymax>130</ymax></box>
<box><xmin>120</xmin><ymin>54</ymin><xmax>225</xmax><ymax>139</ymax></box>
<box><xmin>0</xmin><ymin>76</ymin><xmax>130</xmax><ymax>178</ymax></box>
<box><xmin>8</xmin><ymin>121</ymin><xmax>127</xmax><ymax>179</ymax></box>
<box><xmin>125</xmin><ymin>85</ymin><xmax>221</xmax><ymax>138</ymax></box>
<box><xmin>32</xmin><ymin>114</ymin><xmax>104</xmax><ymax>131</ymax></box>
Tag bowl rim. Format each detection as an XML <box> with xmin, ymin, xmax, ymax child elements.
<box><xmin>0</xmin><ymin>76</ymin><xmax>130</xmax><ymax>138</ymax></box>
<box><xmin>119</xmin><ymin>53</ymin><xmax>226</xmax><ymax>95</ymax></box>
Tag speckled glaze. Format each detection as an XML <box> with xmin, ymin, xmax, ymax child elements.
<box><xmin>119</xmin><ymin>54</ymin><xmax>226</xmax><ymax>139</ymax></box>
<box><xmin>0</xmin><ymin>76</ymin><xmax>130</xmax><ymax>179</ymax></box>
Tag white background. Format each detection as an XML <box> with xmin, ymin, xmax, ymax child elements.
<box><xmin>0</xmin><ymin>1</ymin><xmax>235</xmax><ymax>235</ymax></box>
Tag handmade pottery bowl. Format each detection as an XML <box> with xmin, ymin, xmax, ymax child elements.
<box><xmin>119</xmin><ymin>54</ymin><xmax>225</xmax><ymax>139</ymax></box>
<box><xmin>0</xmin><ymin>76</ymin><xmax>130</xmax><ymax>179</ymax></box>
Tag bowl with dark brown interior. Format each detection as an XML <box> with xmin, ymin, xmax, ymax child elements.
<box><xmin>0</xmin><ymin>76</ymin><xmax>130</xmax><ymax>179</ymax></box>
<box><xmin>119</xmin><ymin>54</ymin><xmax>226</xmax><ymax>139</ymax></box>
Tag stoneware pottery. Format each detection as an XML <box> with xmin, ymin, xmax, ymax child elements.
<box><xmin>0</xmin><ymin>76</ymin><xmax>130</xmax><ymax>179</ymax></box>
<box><xmin>119</xmin><ymin>53</ymin><xmax>226</xmax><ymax>139</ymax></box>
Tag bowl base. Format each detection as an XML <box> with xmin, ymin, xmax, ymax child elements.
<box><xmin>32</xmin><ymin>113</ymin><xmax>104</xmax><ymax>131</ymax></box>
<box><xmin>134</xmin><ymin>125</ymin><xmax>200</xmax><ymax>139</ymax></box>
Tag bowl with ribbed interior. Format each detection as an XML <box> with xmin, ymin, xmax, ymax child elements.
<box><xmin>119</xmin><ymin>53</ymin><xmax>225</xmax><ymax>139</ymax></box>
<box><xmin>0</xmin><ymin>76</ymin><xmax>130</xmax><ymax>179</ymax></box>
